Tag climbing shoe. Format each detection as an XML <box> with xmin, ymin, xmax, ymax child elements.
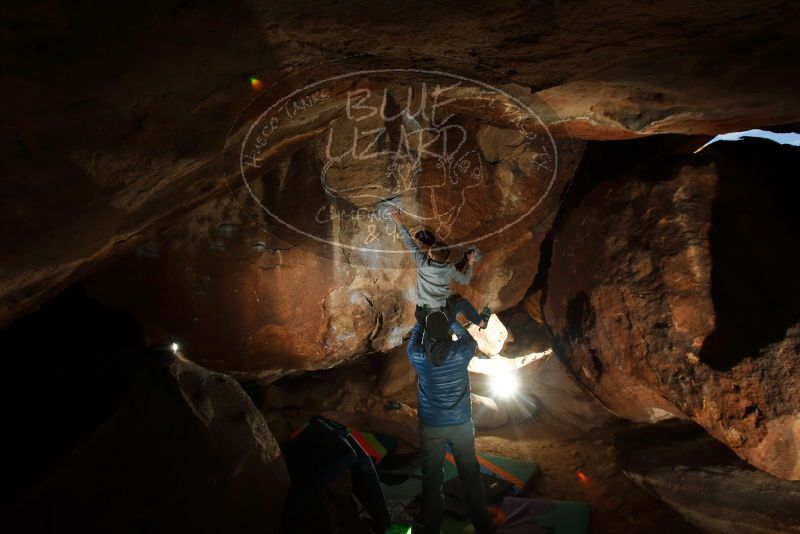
<box><xmin>480</xmin><ymin>306</ymin><xmax>491</xmax><ymax>329</ymax></box>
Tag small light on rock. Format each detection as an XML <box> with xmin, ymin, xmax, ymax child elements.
<box><xmin>249</xmin><ymin>75</ymin><xmax>263</xmax><ymax>91</ymax></box>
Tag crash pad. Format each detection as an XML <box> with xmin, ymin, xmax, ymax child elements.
<box><xmin>350</xmin><ymin>429</ymin><xmax>397</xmax><ymax>465</ymax></box>
<box><xmin>440</xmin><ymin>451</ymin><xmax>539</xmax><ymax>491</ymax></box>
<box><xmin>289</xmin><ymin>420</ymin><xmax>397</xmax><ymax>465</ymax></box>
<box><xmin>495</xmin><ymin>496</ymin><xmax>589</xmax><ymax>534</ymax></box>
<box><xmin>439</xmin><ymin>497</ymin><xmax>589</xmax><ymax>534</ymax></box>
<box><xmin>381</xmin><ymin>452</ymin><xmax>540</xmax><ymax>528</ymax></box>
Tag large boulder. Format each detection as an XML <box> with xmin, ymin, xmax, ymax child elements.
<box><xmin>544</xmin><ymin>139</ymin><xmax>800</xmax><ymax>479</ymax></box>
<box><xmin>497</xmin><ymin>301</ymin><xmax>551</xmax><ymax>357</ymax></box>
<box><xmin>471</xmin><ymin>393</ymin><xmax>509</xmax><ymax>429</ymax></box>
<box><xmin>85</xmin><ymin>102</ymin><xmax>580</xmax><ymax>376</ymax></box>
<box><xmin>469</xmin><ymin>351</ymin><xmax>616</xmax><ymax>432</ymax></box>
<box><xmin>376</xmin><ymin>344</ymin><xmax>417</xmax><ymax>406</ymax></box>
<box><xmin>522</xmin><ymin>352</ymin><xmax>617</xmax><ymax>432</ymax></box>
<box><xmin>4</xmin><ymin>352</ymin><xmax>290</xmax><ymax>533</ymax></box>
<box><xmin>3</xmin><ymin>0</ymin><xmax>800</xmax><ymax>348</ymax></box>
<box><xmin>617</xmin><ymin>421</ymin><xmax>800</xmax><ymax>534</ymax></box>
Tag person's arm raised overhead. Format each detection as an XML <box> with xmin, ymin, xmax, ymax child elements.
<box><xmin>452</xmin><ymin>249</ymin><xmax>476</xmax><ymax>284</ymax></box>
<box><xmin>391</xmin><ymin>209</ymin><xmax>426</xmax><ymax>266</ymax></box>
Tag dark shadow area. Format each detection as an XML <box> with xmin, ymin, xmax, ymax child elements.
<box><xmin>700</xmin><ymin>138</ymin><xmax>800</xmax><ymax>370</ymax></box>
<box><xmin>614</xmin><ymin>419</ymin><xmax>745</xmax><ymax>470</ymax></box>
<box><xmin>615</xmin><ymin>419</ymin><xmax>800</xmax><ymax>532</ymax></box>
<box><xmin>0</xmin><ymin>0</ymin><xmax>277</xmax><ymax>271</ymax></box>
<box><xmin>529</xmin><ymin>232</ymin><xmax>553</xmax><ymax>299</ymax></box>
<box><xmin>566</xmin><ymin>291</ymin><xmax>594</xmax><ymax>341</ymax></box>
<box><xmin>550</xmin><ymin>134</ymin><xmax>704</xmax><ymax>236</ymax></box>
<box><xmin>0</xmin><ymin>284</ymin><xmax>145</xmax><ymax>505</ymax></box>
<box><xmin>497</xmin><ymin>303</ymin><xmax>551</xmax><ymax>356</ymax></box>
<box><xmin>538</xmin><ymin>133</ymin><xmax>800</xmax><ymax>372</ymax></box>
<box><xmin>2</xmin><ymin>344</ymin><xmax>290</xmax><ymax>534</ymax></box>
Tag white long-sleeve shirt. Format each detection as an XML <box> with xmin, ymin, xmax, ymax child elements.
<box><xmin>399</xmin><ymin>226</ymin><xmax>472</xmax><ymax>308</ymax></box>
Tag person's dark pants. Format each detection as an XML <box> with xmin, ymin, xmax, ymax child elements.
<box><xmin>419</xmin><ymin>420</ymin><xmax>493</xmax><ymax>534</ymax></box>
<box><xmin>448</xmin><ymin>296</ymin><xmax>484</xmax><ymax>326</ymax></box>
<box><xmin>415</xmin><ymin>296</ymin><xmax>483</xmax><ymax>327</ymax></box>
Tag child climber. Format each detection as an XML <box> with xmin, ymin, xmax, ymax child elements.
<box><xmin>390</xmin><ymin>209</ymin><xmax>490</xmax><ymax>329</ymax></box>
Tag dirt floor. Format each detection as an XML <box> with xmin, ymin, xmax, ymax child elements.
<box><xmin>474</xmin><ymin>414</ymin><xmax>700</xmax><ymax>534</ymax></box>
<box><xmin>259</xmin><ymin>359</ymin><xmax>701</xmax><ymax>534</ymax></box>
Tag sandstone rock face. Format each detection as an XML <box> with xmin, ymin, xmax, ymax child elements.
<box><xmin>471</xmin><ymin>393</ymin><xmax>509</xmax><ymax>429</ymax></box>
<box><xmin>3</xmin><ymin>0</ymin><xmax>800</xmax><ymax>491</ymax></box>
<box><xmin>366</xmin><ymin>402</ymin><xmax>420</xmax><ymax>448</ymax></box>
<box><xmin>498</xmin><ymin>302</ymin><xmax>551</xmax><ymax>357</ymax></box>
<box><xmin>86</xmin><ymin>97</ymin><xmax>579</xmax><ymax>375</ymax></box>
<box><xmin>544</xmin><ymin>140</ymin><xmax>800</xmax><ymax>479</ymax></box>
<box><xmin>259</xmin><ymin>0</ymin><xmax>800</xmax><ymax>137</ymax></box>
<box><xmin>88</xmin><ymin>190</ymin><xmax>415</xmax><ymax>378</ymax></box>
<box><xmin>3</xmin><ymin>0</ymin><xmax>799</xmax><ymax>345</ymax></box>
<box><xmin>4</xmin><ymin>352</ymin><xmax>290</xmax><ymax>532</ymax></box>
<box><xmin>376</xmin><ymin>344</ymin><xmax>417</xmax><ymax>406</ymax></box>
<box><xmin>617</xmin><ymin>422</ymin><xmax>800</xmax><ymax>534</ymax></box>
<box><xmin>522</xmin><ymin>353</ymin><xmax>617</xmax><ymax>432</ymax></box>
<box><xmin>469</xmin><ymin>351</ymin><xmax>616</xmax><ymax>432</ymax></box>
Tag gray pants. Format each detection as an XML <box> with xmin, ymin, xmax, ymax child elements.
<box><xmin>419</xmin><ymin>420</ymin><xmax>493</xmax><ymax>534</ymax></box>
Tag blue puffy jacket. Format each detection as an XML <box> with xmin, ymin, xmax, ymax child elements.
<box><xmin>406</xmin><ymin>321</ymin><xmax>478</xmax><ymax>427</ymax></box>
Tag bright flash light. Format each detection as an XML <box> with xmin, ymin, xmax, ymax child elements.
<box><xmin>171</xmin><ymin>342</ymin><xmax>179</xmax><ymax>353</ymax></box>
<box><xmin>491</xmin><ymin>372</ymin><xmax>519</xmax><ymax>398</ymax></box>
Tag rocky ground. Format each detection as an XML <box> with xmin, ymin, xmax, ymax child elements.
<box><xmin>256</xmin><ymin>356</ymin><xmax>699</xmax><ymax>534</ymax></box>
<box><xmin>476</xmin><ymin>420</ymin><xmax>701</xmax><ymax>534</ymax></box>
<box><xmin>253</xmin><ymin>293</ymin><xmax>800</xmax><ymax>533</ymax></box>
<box><xmin>1</xmin><ymin>287</ymin><xmax>797</xmax><ymax>532</ymax></box>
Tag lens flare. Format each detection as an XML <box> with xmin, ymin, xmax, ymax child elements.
<box><xmin>249</xmin><ymin>76</ymin><xmax>263</xmax><ymax>91</ymax></box>
<box><xmin>491</xmin><ymin>372</ymin><xmax>519</xmax><ymax>398</ymax></box>
<box><xmin>171</xmin><ymin>342</ymin><xmax>179</xmax><ymax>353</ymax></box>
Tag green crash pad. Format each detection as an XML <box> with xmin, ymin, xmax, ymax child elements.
<box><xmin>423</xmin><ymin>452</ymin><xmax>540</xmax><ymax>491</ymax></box>
<box><xmin>382</xmin><ymin>453</ymin><xmax>590</xmax><ymax>534</ymax></box>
